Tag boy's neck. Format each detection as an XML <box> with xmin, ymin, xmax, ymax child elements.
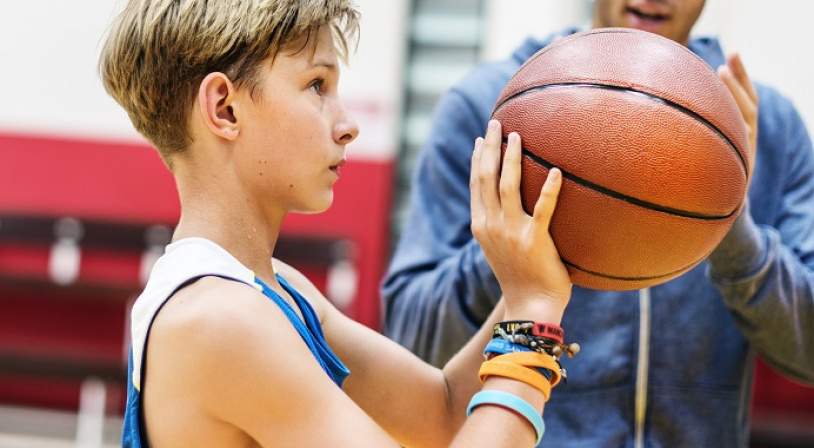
<box><xmin>172</xmin><ymin>164</ymin><xmax>284</xmax><ymax>287</ymax></box>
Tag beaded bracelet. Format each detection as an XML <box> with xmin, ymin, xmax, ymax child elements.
<box><xmin>493</xmin><ymin>322</ymin><xmax>581</xmax><ymax>360</ymax></box>
<box><xmin>494</xmin><ymin>320</ymin><xmax>564</xmax><ymax>345</ymax></box>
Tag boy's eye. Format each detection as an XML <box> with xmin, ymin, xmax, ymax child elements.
<box><xmin>310</xmin><ymin>78</ymin><xmax>325</xmax><ymax>94</ymax></box>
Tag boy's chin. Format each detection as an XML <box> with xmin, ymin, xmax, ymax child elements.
<box><xmin>291</xmin><ymin>193</ymin><xmax>334</xmax><ymax>215</ymax></box>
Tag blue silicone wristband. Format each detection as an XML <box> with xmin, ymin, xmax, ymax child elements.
<box><xmin>484</xmin><ymin>338</ymin><xmax>533</xmax><ymax>356</ymax></box>
<box><xmin>466</xmin><ymin>390</ymin><xmax>545</xmax><ymax>445</ymax></box>
<box><xmin>484</xmin><ymin>339</ymin><xmax>553</xmax><ymax>381</ymax></box>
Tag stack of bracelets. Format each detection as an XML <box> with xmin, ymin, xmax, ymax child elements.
<box><xmin>466</xmin><ymin>321</ymin><xmax>580</xmax><ymax>445</ymax></box>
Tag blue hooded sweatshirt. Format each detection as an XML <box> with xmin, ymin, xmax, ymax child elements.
<box><xmin>382</xmin><ymin>28</ymin><xmax>814</xmax><ymax>447</ymax></box>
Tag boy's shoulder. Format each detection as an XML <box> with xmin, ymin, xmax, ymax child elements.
<box><xmin>158</xmin><ymin>276</ymin><xmax>268</xmax><ymax>331</ymax></box>
<box><xmin>149</xmin><ymin>256</ymin><xmax>331</xmax><ymax>357</ymax></box>
<box><xmin>149</xmin><ymin>276</ymin><xmax>295</xmax><ymax>373</ymax></box>
<box><xmin>149</xmin><ymin>259</ymin><xmax>333</xmax><ymax>374</ymax></box>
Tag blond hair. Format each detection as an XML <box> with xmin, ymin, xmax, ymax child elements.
<box><xmin>100</xmin><ymin>0</ymin><xmax>359</xmax><ymax>160</ymax></box>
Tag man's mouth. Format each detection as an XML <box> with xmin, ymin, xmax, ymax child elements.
<box><xmin>625</xmin><ymin>2</ymin><xmax>670</xmax><ymax>20</ymax></box>
<box><xmin>624</xmin><ymin>5</ymin><xmax>670</xmax><ymax>31</ymax></box>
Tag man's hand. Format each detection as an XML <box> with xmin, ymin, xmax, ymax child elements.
<box><xmin>718</xmin><ymin>53</ymin><xmax>759</xmax><ymax>184</ymax></box>
<box><xmin>470</xmin><ymin>120</ymin><xmax>572</xmax><ymax>323</ymax></box>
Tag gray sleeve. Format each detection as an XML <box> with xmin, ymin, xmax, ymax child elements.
<box><xmin>708</xmin><ymin>95</ymin><xmax>814</xmax><ymax>383</ymax></box>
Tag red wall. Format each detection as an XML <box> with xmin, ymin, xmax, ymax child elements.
<box><xmin>0</xmin><ymin>132</ymin><xmax>394</xmax><ymax>410</ymax></box>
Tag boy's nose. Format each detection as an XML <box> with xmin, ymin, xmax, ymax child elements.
<box><xmin>334</xmin><ymin>115</ymin><xmax>359</xmax><ymax>145</ymax></box>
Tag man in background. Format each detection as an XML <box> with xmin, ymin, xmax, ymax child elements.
<box><xmin>383</xmin><ymin>0</ymin><xmax>814</xmax><ymax>446</ymax></box>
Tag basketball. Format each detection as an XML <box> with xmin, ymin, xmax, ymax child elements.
<box><xmin>492</xmin><ymin>28</ymin><xmax>751</xmax><ymax>290</ymax></box>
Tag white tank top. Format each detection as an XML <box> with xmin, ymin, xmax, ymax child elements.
<box><xmin>128</xmin><ymin>237</ymin><xmax>260</xmax><ymax>390</ymax></box>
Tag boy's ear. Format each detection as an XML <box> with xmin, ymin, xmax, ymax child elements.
<box><xmin>197</xmin><ymin>72</ymin><xmax>239</xmax><ymax>141</ymax></box>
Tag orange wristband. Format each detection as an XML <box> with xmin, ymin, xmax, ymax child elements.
<box><xmin>479</xmin><ymin>359</ymin><xmax>553</xmax><ymax>401</ymax></box>
<box><xmin>494</xmin><ymin>351</ymin><xmax>563</xmax><ymax>387</ymax></box>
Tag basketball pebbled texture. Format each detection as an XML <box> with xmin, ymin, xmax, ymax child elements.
<box><xmin>492</xmin><ymin>28</ymin><xmax>751</xmax><ymax>290</ymax></box>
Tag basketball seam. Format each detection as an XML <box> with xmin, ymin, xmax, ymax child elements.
<box><xmin>563</xmin><ymin>254</ymin><xmax>704</xmax><ymax>281</ymax></box>
<box><xmin>516</xmin><ymin>144</ymin><xmax>737</xmax><ymax>220</ymax></box>
<box><xmin>503</xmin><ymin>28</ymin><xmax>727</xmax><ymax>138</ymax></box>
<box><xmin>493</xmin><ymin>82</ymin><xmax>749</xmax><ymax>178</ymax></box>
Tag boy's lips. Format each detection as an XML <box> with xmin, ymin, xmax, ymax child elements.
<box><xmin>329</xmin><ymin>158</ymin><xmax>346</xmax><ymax>175</ymax></box>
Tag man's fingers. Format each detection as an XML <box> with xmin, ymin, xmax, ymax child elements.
<box><xmin>499</xmin><ymin>132</ymin><xmax>523</xmax><ymax>218</ymax></box>
<box><xmin>719</xmin><ymin>65</ymin><xmax>758</xmax><ymax>125</ymax></box>
<box><xmin>532</xmin><ymin>168</ymin><xmax>562</xmax><ymax>227</ymax></box>
<box><xmin>728</xmin><ymin>53</ymin><xmax>758</xmax><ymax>104</ymax></box>
<box><xmin>478</xmin><ymin>120</ymin><xmax>503</xmax><ymax>215</ymax></box>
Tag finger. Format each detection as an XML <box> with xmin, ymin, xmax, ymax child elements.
<box><xmin>470</xmin><ymin>137</ymin><xmax>486</xmax><ymax>236</ymax></box>
<box><xmin>499</xmin><ymin>132</ymin><xmax>524</xmax><ymax>218</ymax></box>
<box><xmin>718</xmin><ymin>65</ymin><xmax>757</xmax><ymax>125</ymax></box>
<box><xmin>479</xmin><ymin>120</ymin><xmax>503</xmax><ymax>215</ymax></box>
<box><xmin>727</xmin><ymin>53</ymin><xmax>758</xmax><ymax>104</ymax></box>
<box><xmin>532</xmin><ymin>168</ymin><xmax>563</xmax><ymax>226</ymax></box>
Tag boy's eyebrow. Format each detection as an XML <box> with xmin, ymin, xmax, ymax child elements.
<box><xmin>309</xmin><ymin>59</ymin><xmax>337</xmax><ymax>70</ymax></box>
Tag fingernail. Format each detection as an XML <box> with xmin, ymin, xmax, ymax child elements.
<box><xmin>489</xmin><ymin>120</ymin><xmax>499</xmax><ymax>131</ymax></box>
<box><xmin>550</xmin><ymin>168</ymin><xmax>561</xmax><ymax>180</ymax></box>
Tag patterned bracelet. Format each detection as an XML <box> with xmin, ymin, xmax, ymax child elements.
<box><xmin>494</xmin><ymin>320</ymin><xmax>565</xmax><ymax>345</ymax></box>
<box><xmin>493</xmin><ymin>321</ymin><xmax>580</xmax><ymax>360</ymax></box>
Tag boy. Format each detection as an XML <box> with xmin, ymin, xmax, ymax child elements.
<box><xmin>100</xmin><ymin>1</ymin><xmax>574</xmax><ymax>446</ymax></box>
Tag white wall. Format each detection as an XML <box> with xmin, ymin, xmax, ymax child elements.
<box><xmin>482</xmin><ymin>0</ymin><xmax>591</xmax><ymax>61</ymax></box>
<box><xmin>0</xmin><ymin>1</ymin><xmax>407</xmax><ymax>160</ymax></box>
<box><xmin>695</xmin><ymin>0</ymin><xmax>813</xmax><ymax>133</ymax></box>
<box><xmin>482</xmin><ymin>0</ymin><xmax>813</xmax><ymax>135</ymax></box>
<box><xmin>0</xmin><ymin>1</ymin><xmax>127</xmax><ymax>140</ymax></box>
<box><xmin>339</xmin><ymin>0</ymin><xmax>409</xmax><ymax>160</ymax></box>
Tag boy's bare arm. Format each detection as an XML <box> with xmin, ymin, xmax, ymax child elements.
<box><xmin>271</xmin><ymin>260</ymin><xmax>463</xmax><ymax>446</ymax></box>
<box><xmin>277</xmin><ymin>261</ymin><xmax>544</xmax><ymax>448</ymax></box>
<box><xmin>325</xmin><ymin>292</ymin><xmax>506</xmax><ymax>447</ymax></box>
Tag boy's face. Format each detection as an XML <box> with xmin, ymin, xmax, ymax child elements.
<box><xmin>233</xmin><ymin>27</ymin><xmax>358</xmax><ymax>214</ymax></box>
<box><xmin>593</xmin><ymin>0</ymin><xmax>706</xmax><ymax>45</ymax></box>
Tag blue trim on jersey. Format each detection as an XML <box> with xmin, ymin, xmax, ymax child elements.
<box><xmin>122</xmin><ymin>350</ymin><xmax>144</xmax><ymax>448</ymax></box>
<box><xmin>256</xmin><ymin>274</ymin><xmax>350</xmax><ymax>387</ymax></box>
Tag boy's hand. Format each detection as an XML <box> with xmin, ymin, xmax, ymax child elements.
<box><xmin>470</xmin><ymin>120</ymin><xmax>572</xmax><ymax>323</ymax></box>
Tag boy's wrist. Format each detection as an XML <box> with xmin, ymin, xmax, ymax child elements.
<box><xmin>502</xmin><ymin>297</ymin><xmax>566</xmax><ymax>325</ymax></box>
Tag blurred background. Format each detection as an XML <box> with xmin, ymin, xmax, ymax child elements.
<box><xmin>0</xmin><ymin>0</ymin><xmax>811</xmax><ymax>446</ymax></box>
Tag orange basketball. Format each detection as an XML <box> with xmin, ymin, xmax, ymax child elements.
<box><xmin>492</xmin><ymin>28</ymin><xmax>751</xmax><ymax>290</ymax></box>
